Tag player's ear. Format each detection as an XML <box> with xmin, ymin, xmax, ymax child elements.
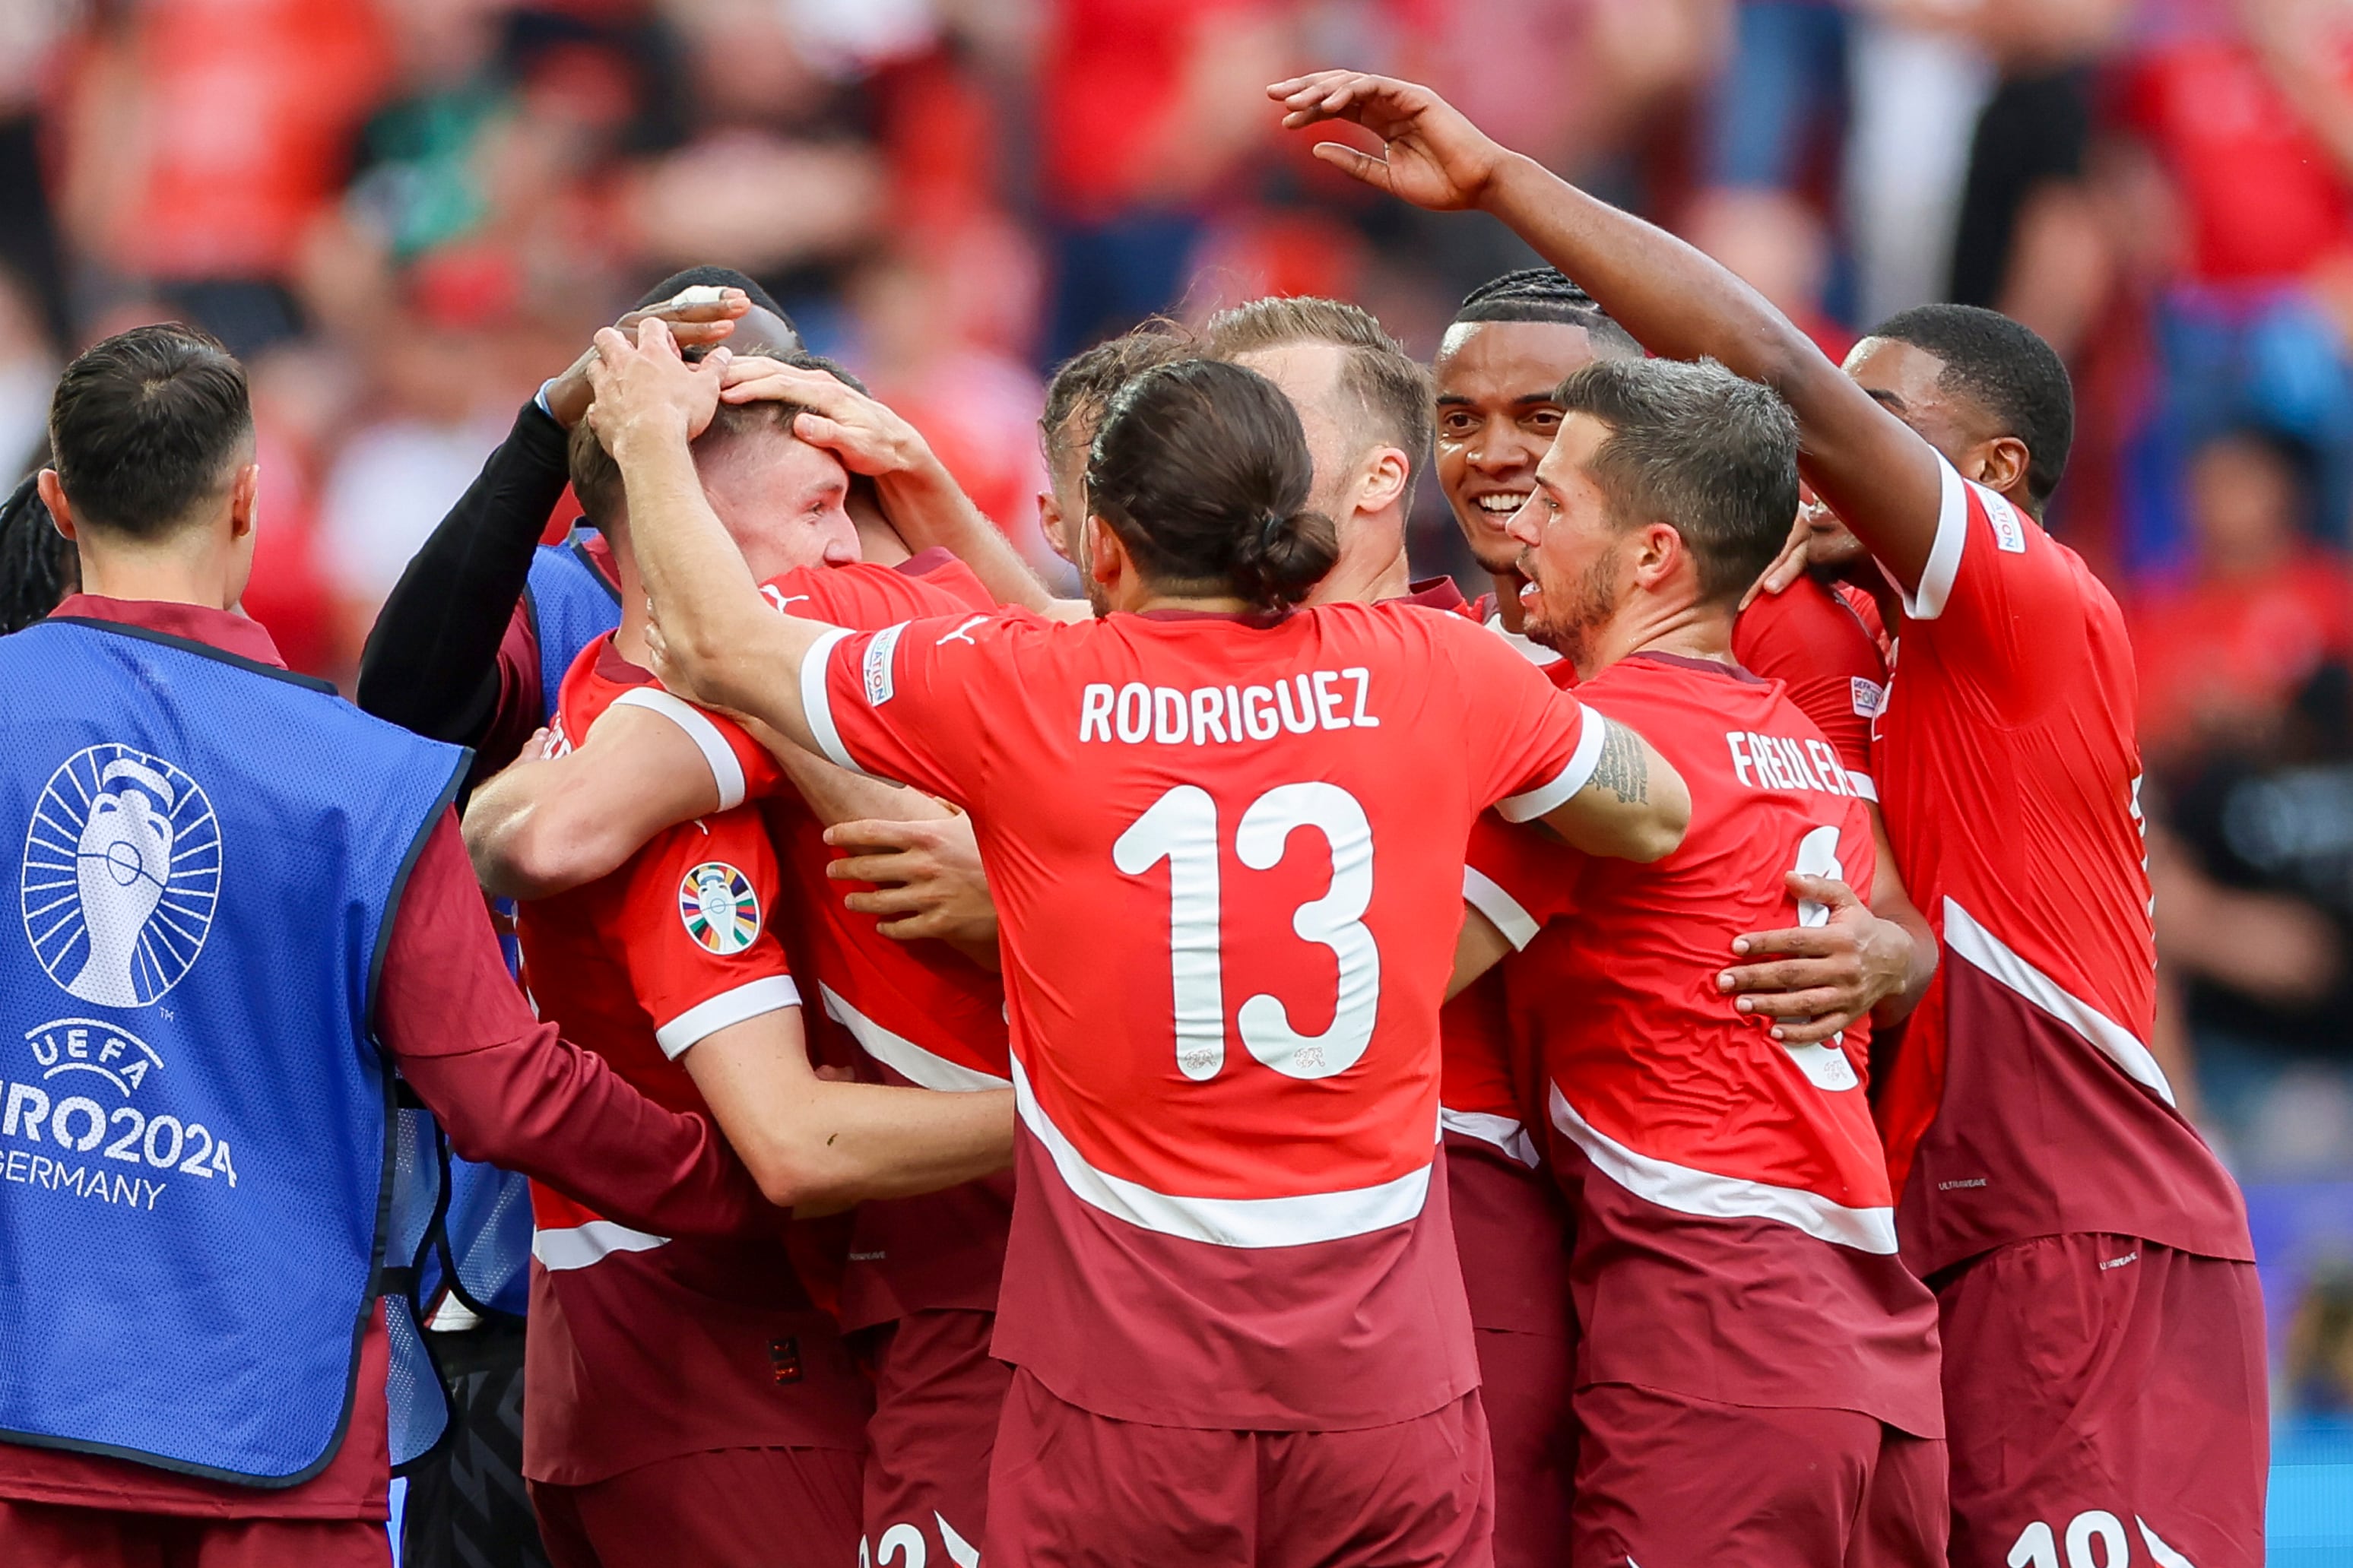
<box><xmin>1083</xmin><ymin>513</ymin><xmax>1118</xmax><ymax>585</ymax></box>
<box><xmin>1039</xmin><ymin>492</ymin><xmax>1073</xmax><ymax>565</ymax></box>
<box><xmin>1635</xmin><ymin>521</ymin><xmax>1679</xmax><ymax>588</ymax></box>
<box><xmin>34</xmin><ymin>470</ymin><xmax>74</xmax><ymax>541</ymax></box>
<box><xmin>1971</xmin><ymin>435</ymin><xmax>2031</xmax><ymax>499</ymax></box>
<box><xmin>228</xmin><ymin>462</ymin><xmax>262</xmax><ymax>541</ymax></box>
<box><xmin>1358</xmin><ymin>445</ymin><xmax>1410</xmax><ymax>515</ymax></box>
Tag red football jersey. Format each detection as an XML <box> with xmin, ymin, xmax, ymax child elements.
<box><xmin>1870</xmin><ymin>459</ymin><xmax>2250</xmax><ymax>1273</ymax></box>
<box><xmin>1470</xmin><ymin>652</ymin><xmax>1942</xmax><ymax>1435</ymax></box>
<box><xmin>805</xmin><ymin>600</ymin><xmax>1601</xmax><ymax>1430</ymax></box>
<box><xmin>515</xmin><ymin>638</ymin><xmax>869</xmax><ymax>1484</ymax></box>
<box><xmin>718</xmin><ymin>556</ymin><xmax>1019</xmax><ymax>1329</ymax></box>
<box><xmin>1733</xmin><ymin>574</ymin><xmax>1885</xmax><ymax>796</ymax></box>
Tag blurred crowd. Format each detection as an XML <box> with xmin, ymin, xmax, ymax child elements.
<box><xmin>3</xmin><ymin>0</ymin><xmax>2351</xmax><ymax>1386</ymax></box>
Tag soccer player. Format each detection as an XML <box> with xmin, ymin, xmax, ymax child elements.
<box><xmin>466</xmin><ymin>362</ymin><xmax>1022</xmax><ymax>1565</ymax></box>
<box><xmin>484</xmin><ymin>389</ymin><xmax>1013</xmax><ymax>1568</ymax></box>
<box><xmin>1275</xmin><ymin>68</ymin><xmax>2265</xmax><ymax>1566</ymax></box>
<box><xmin>1449</xmin><ymin>354</ymin><xmax>1944</xmax><ymax>1564</ymax></box>
<box><xmin>354</xmin><ymin>269</ymin><xmax>785</xmax><ymax>1568</ymax></box>
<box><xmin>594</xmin><ymin>320</ymin><xmax>1690</xmax><ymax>1565</ymax></box>
<box><xmin>0</xmin><ymin>326</ymin><xmax>777</xmax><ymax>1566</ymax></box>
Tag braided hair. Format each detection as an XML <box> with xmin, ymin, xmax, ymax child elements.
<box><xmin>0</xmin><ymin>461</ymin><xmax>73</xmax><ymax>634</ymax></box>
<box><xmin>1454</xmin><ymin>268</ymin><xmax>1641</xmax><ymax>358</ymax></box>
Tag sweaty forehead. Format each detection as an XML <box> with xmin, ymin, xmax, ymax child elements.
<box><xmin>699</xmin><ymin>423</ymin><xmax>844</xmax><ymax>493</ymax></box>
<box><xmin>1435</xmin><ymin>320</ymin><xmax>1603</xmax><ymax>403</ymax></box>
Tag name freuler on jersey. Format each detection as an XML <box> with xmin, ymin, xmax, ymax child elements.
<box><xmin>1077</xmin><ymin>669</ymin><xmax>1380</xmax><ymax>746</ymax></box>
<box><xmin>1726</xmin><ymin>729</ymin><xmax>1863</xmax><ymax>799</ymax></box>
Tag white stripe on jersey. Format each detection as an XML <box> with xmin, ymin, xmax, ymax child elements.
<box><xmin>1461</xmin><ymin>866</ymin><xmax>1541</xmax><ymax>952</ymax></box>
<box><xmin>1013</xmin><ymin>1056</ymin><xmax>1436</xmax><ymax>1249</ymax></box>
<box><xmin>1549</xmin><ymin>1083</ymin><xmax>1899</xmax><ymax>1254</ymax></box>
<box><xmin>1940</xmin><ymin>898</ymin><xmax>2175</xmax><ymax>1107</ymax></box>
<box><xmin>654</xmin><ymin>974</ymin><xmax>801</xmax><ymax>1060</ymax></box>
<box><xmin>532</xmin><ymin>1219</ymin><xmax>669</xmax><ymax>1272</ymax></box>
<box><xmin>610</xmin><ymin>686</ymin><xmax>747</xmax><ymax>809</ymax></box>
<box><xmin>1440</xmin><ymin>1107</ymin><xmax>1541</xmax><ymax>1169</ymax></box>
<box><xmin>801</xmin><ymin>626</ymin><xmax>872</xmax><ymax>776</ymax></box>
<box><xmin>1894</xmin><ymin>456</ymin><xmax>1970</xmax><ymax>621</ymax></box>
<box><xmin>1498</xmin><ymin>710</ymin><xmax>1609</xmax><ymax>822</ymax></box>
<box><xmin>821</xmin><ymin>982</ymin><xmax>1009</xmax><ymax>1092</ymax></box>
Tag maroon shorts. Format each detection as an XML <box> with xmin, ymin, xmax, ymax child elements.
<box><xmin>528</xmin><ymin>1445</ymin><xmax>863</xmax><ymax>1568</ymax></box>
<box><xmin>1934</xmin><ymin>1234</ymin><xmax>2269</xmax><ymax>1568</ymax></box>
<box><xmin>862</xmin><ymin>1308</ymin><xmax>1010</xmax><ymax>1566</ymax></box>
<box><xmin>1573</xmin><ymin>1383</ymin><xmax>1946</xmax><ymax>1567</ymax></box>
<box><xmin>0</xmin><ymin>1503</ymin><xmax>387</xmax><ymax>1568</ymax></box>
<box><xmin>1445</xmin><ymin>1133</ymin><xmax>1578</xmax><ymax>1568</ymax></box>
<box><xmin>986</xmin><ymin>1368</ymin><xmax>1495</xmax><ymax>1566</ymax></box>
<box><xmin>1473</xmin><ymin>1327</ymin><xmax>1575</xmax><ymax>1568</ymax></box>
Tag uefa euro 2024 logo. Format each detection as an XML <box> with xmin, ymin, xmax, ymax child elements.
<box><xmin>21</xmin><ymin>745</ymin><xmax>220</xmax><ymax>1007</ymax></box>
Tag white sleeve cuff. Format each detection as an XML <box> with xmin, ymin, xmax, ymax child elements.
<box><xmin>1846</xmin><ymin>769</ymin><xmax>1878</xmax><ymax>803</ymax></box>
<box><xmin>1463</xmin><ymin>866</ymin><xmax>1541</xmax><ymax>951</ymax></box>
<box><xmin>609</xmin><ymin>686</ymin><xmax>747</xmax><ymax>809</ymax></box>
<box><xmin>1892</xmin><ymin>456</ymin><xmax>1968</xmax><ymax>622</ymax></box>
<box><xmin>1497</xmin><ymin>710</ymin><xmax>1609</xmax><ymax>823</ymax></box>
<box><xmin>654</xmin><ymin>975</ymin><xmax>801</xmax><ymax>1060</ymax></box>
<box><xmin>798</xmin><ymin>626</ymin><xmax>861</xmax><ymax>774</ymax></box>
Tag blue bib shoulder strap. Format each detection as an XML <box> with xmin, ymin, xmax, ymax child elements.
<box><xmin>525</xmin><ymin>527</ymin><xmax>622</xmax><ymax>727</ymax></box>
<box><xmin>0</xmin><ymin>618</ymin><xmax>465</xmax><ymax>1485</ymax></box>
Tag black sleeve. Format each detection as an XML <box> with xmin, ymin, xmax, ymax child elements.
<box><xmin>357</xmin><ymin>400</ymin><xmax>571</xmax><ymax>746</ymax></box>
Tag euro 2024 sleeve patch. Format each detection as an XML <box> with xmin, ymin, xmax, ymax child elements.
<box><xmin>678</xmin><ymin>862</ymin><xmax>761</xmax><ymax>955</ymax></box>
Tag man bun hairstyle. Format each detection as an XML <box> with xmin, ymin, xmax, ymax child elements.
<box><xmin>48</xmin><ymin>323</ymin><xmax>253</xmax><ymax>542</ymax></box>
<box><xmin>0</xmin><ymin>467</ymin><xmax>75</xmax><ymax>633</ymax></box>
<box><xmin>1454</xmin><ymin>267</ymin><xmax>1642</xmax><ymax>359</ymax></box>
<box><xmin>1087</xmin><ymin>357</ymin><xmax>1337</xmax><ymax>611</ymax></box>
<box><xmin>1555</xmin><ymin>357</ymin><xmax>1800</xmax><ymax>606</ymax></box>
<box><xmin>1866</xmin><ymin>303</ymin><xmax>2072</xmax><ymax>508</ymax></box>
<box><xmin>1202</xmin><ymin>296</ymin><xmax>1433</xmax><ymax>495</ymax></box>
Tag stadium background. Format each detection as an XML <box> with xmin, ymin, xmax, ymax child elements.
<box><xmin>0</xmin><ymin>0</ymin><xmax>2348</xmax><ymax>1556</ymax></box>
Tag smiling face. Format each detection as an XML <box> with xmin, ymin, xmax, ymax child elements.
<box><xmin>1433</xmin><ymin>319</ymin><xmax>1616</xmax><ymax>574</ymax></box>
<box><xmin>1504</xmin><ymin>411</ymin><xmax>1630</xmax><ymax>669</ymax></box>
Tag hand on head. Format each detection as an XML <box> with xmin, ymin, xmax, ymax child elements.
<box><xmin>544</xmin><ymin>288</ymin><xmax>752</xmax><ymax>429</ymax></box>
<box><xmin>718</xmin><ymin>356</ymin><xmax>930</xmax><ymax>479</ymax></box>
<box><xmin>1265</xmin><ymin>71</ymin><xmax>1506</xmax><ymax>212</ymax></box>
<box><xmin>584</xmin><ymin>317</ymin><xmax>731</xmax><ymax>455</ymax></box>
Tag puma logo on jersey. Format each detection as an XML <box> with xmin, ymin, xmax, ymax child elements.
<box><xmin>1079</xmin><ymin>670</ymin><xmax>1380</xmax><ymax>746</ymax></box>
<box><xmin>1724</xmin><ymin>731</ymin><xmax>1864</xmax><ymax>799</ymax></box>
<box><xmin>936</xmin><ymin>615</ymin><xmax>988</xmax><ymax>648</ymax></box>
<box><xmin>760</xmin><ymin>586</ymin><xmax>811</xmax><ymax>611</ymax></box>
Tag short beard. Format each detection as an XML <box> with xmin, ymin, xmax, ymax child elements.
<box><xmin>1523</xmin><ymin>542</ymin><xmax>1622</xmax><ymax>669</ymax></box>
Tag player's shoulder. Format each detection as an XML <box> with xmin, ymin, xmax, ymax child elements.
<box><xmin>897</xmin><ymin>548</ymin><xmax>1003</xmax><ymax>613</ymax></box>
<box><xmin>552</xmin><ymin>631</ymin><xmax>643</xmax><ymax>736</ymax></box>
<box><xmin>1735</xmin><ymin>575</ymin><xmax>1886</xmax><ymax>685</ymax></box>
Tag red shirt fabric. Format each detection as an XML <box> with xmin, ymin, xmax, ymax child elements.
<box><xmin>714</xmin><ymin>555</ymin><xmax>1017</xmax><ymax>1330</ymax></box>
<box><xmin>1733</xmin><ymin>575</ymin><xmax>1888</xmax><ymax>797</ymax></box>
<box><xmin>516</xmin><ymin>637</ymin><xmax>867</xmax><ymax>1486</ymax></box>
<box><xmin>0</xmin><ymin>596</ymin><xmax>766</xmax><ymax>1519</ymax></box>
<box><xmin>1869</xmin><ymin>461</ymin><xmax>2253</xmax><ymax>1274</ymax></box>
<box><xmin>805</xmin><ymin>600</ymin><xmax>1599</xmax><ymax>1429</ymax></box>
<box><xmin>2128</xmin><ymin>545</ymin><xmax>2353</xmax><ymax>761</ymax></box>
<box><xmin>1470</xmin><ymin>651</ymin><xmax>1942</xmax><ymax>1436</ymax></box>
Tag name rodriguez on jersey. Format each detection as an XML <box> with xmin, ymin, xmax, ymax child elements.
<box><xmin>1077</xmin><ymin>670</ymin><xmax>1382</xmax><ymax>747</ymax></box>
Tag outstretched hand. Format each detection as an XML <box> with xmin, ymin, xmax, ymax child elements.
<box><xmin>583</xmin><ymin>316</ymin><xmax>728</xmax><ymax>456</ymax></box>
<box><xmin>719</xmin><ymin>356</ymin><xmax>931</xmax><ymax>479</ymax></box>
<box><xmin>1266</xmin><ymin>71</ymin><xmax>1508</xmax><ymax>211</ymax></box>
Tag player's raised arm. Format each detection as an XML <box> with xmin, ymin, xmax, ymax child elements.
<box><xmin>1269</xmin><ymin>70</ymin><xmax>1947</xmax><ymax>594</ymax></box>
<box><xmin>1529</xmin><ymin>711</ymin><xmax>1689</xmax><ymax>863</ymax></box>
<box><xmin>585</xmin><ymin>319</ymin><xmax>836</xmax><ymax>749</ymax></box>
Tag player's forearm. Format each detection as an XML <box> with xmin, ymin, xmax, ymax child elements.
<box><xmin>1476</xmin><ymin>154</ymin><xmax>1937</xmax><ymax>585</ymax></box>
<box><xmin>1867</xmin><ymin>844</ymin><xmax>1938</xmax><ymax>1028</ymax></box>
<box><xmin>876</xmin><ymin>458</ymin><xmax>1059</xmax><ymax>615</ymax></box>
<box><xmin>357</xmin><ymin>401</ymin><xmax>569</xmax><ymax>742</ymax></box>
<box><xmin>461</xmin><ymin>763</ymin><xmax>640</xmax><ymax>900</ymax></box>
<box><xmin>1539</xmin><ymin>716</ymin><xmax>1690</xmax><ymax>863</ymax></box>
<box><xmin>729</xmin><ymin>1082</ymin><xmax>1015</xmax><ymax>1212</ymax></box>
<box><xmin>613</xmin><ymin>427</ymin><xmax>829</xmax><ymax>748</ymax></box>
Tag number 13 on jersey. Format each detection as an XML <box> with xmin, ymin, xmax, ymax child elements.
<box><xmin>1113</xmin><ymin>784</ymin><xmax>1381</xmax><ymax>1084</ymax></box>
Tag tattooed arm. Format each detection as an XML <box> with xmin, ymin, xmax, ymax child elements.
<box><xmin>1532</xmin><ymin>713</ymin><xmax>1688</xmax><ymax>863</ymax></box>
